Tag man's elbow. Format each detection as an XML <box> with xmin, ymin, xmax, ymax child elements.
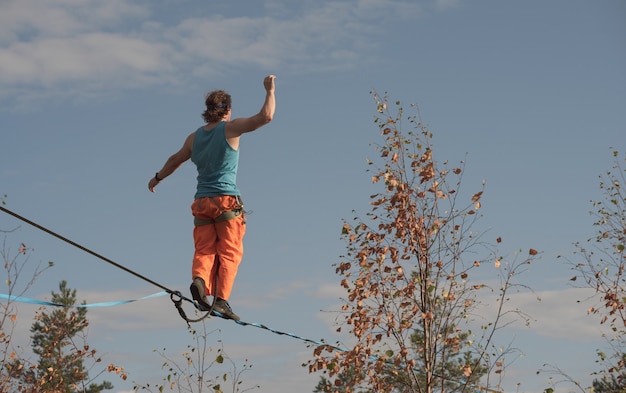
<box><xmin>256</xmin><ymin>113</ymin><xmax>272</xmax><ymax>127</ymax></box>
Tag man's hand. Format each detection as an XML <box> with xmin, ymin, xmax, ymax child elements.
<box><xmin>148</xmin><ymin>177</ymin><xmax>160</xmax><ymax>192</ymax></box>
<box><xmin>264</xmin><ymin>75</ymin><xmax>276</xmax><ymax>93</ymax></box>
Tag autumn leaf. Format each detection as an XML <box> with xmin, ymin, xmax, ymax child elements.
<box><xmin>462</xmin><ymin>365</ymin><xmax>472</xmax><ymax>377</ymax></box>
<box><xmin>529</xmin><ymin>248</ymin><xmax>538</xmax><ymax>255</ymax></box>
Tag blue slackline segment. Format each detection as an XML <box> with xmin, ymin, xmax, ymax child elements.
<box><xmin>0</xmin><ymin>291</ymin><xmax>168</xmax><ymax>308</ymax></box>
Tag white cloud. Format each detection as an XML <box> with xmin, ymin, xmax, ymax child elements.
<box><xmin>0</xmin><ymin>0</ymin><xmax>429</xmax><ymax>105</ymax></box>
<box><xmin>0</xmin><ymin>34</ymin><xmax>170</xmax><ymax>85</ymax></box>
<box><xmin>0</xmin><ymin>0</ymin><xmax>149</xmax><ymax>42</ymax></box>
<box><xmin>506</xmin><ymin>287</ymin><xmax>608</xmax><ymax>340</ymax></box>
<box><xmin>310</xmin><ymin>281</ymin><xmax>344</xmax><ymax>300</ymax></box>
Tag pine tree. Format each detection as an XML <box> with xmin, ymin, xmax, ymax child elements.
<box><xmin>28</xmin><ymin>280</ymin><xmax>112</xmax><ymax>393</ymax></box>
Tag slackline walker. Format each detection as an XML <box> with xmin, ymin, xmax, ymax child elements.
<box><xmin>147</xmin><ymin>75</ymin><xmax>277</xmax><ymax>322</ymax></box>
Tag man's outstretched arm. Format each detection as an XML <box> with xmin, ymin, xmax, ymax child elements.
<box><xmin>148</xmin><ymin>133</ymin><xmax>194</xmax><ymax>192</ymax></box>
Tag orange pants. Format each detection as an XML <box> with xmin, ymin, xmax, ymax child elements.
<box><xmin>191</xmin><ymin>196</ymin><xmax>246</xmax><ymax>301</ymax></box>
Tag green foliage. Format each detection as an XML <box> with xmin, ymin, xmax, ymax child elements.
<box><xmin>134</xmin><ymin>323</ymin><xmax>258</xmax><ymax>393</ymax></box>
<box><xmin>29</xmin><ymin>281</ymin><xmax>113</xmax><ymax>393</ymax></box>
<box><xmin>314</xmin><ymin>366</ymin><xmax>373</xmax><ymax>393</ymax></box>
<box><xmin>1</xmin><ymin>221</ymin><xmax>124</xmax><ymax>392</ymax></box>
<box><xmin>4</xmin><ymin>280</ymin><xmax>119</xmax><ymax>393</ymax></box>
<box><xmin>592</xmin><ymin>364</ymin><xmax>626</xmax><ymax>393</ymax></box>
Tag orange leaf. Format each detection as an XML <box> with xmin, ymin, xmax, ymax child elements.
<box><xmin>462</xmin><ymin>365</ymin><xmax>472</xmax><ymax>377</ymax></box>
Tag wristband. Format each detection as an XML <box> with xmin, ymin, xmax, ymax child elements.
<box><xmin>155</xmin><ymin>172</ymin><xmax>163</xmax><ymax>182</ymax></box>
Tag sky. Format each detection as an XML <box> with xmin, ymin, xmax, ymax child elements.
<box><xmin>1</xmin><ymin>0</ymin><xmax>625</xmax><ymax>392</ymax></box>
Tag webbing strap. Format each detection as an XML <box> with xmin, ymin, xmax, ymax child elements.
<box><xmin>0</xmin><ymin>291</ymin><xmax>168</xmax><ymax>308</ymax></box>
<box><xmin>194</xmin><ymin>209</ymin><xmax>242</xmax><ymax>226</ymax></box>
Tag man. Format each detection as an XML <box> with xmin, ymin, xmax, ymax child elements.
<box><xmin>148</xmin><ymin>75</ymin><xmax>276</xmax><ymax>320</ymax></box>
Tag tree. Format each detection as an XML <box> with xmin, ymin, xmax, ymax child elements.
<box><xmin>592</xmin><ymin>365</ymin><xmax>626</xmax><ymax>393</ymax></box>
<box><xmin>1</xmin><ymin>231</ymin><xmax>52</xmax><ymax>391</ymax></box>
<box><xmin>314</xmin><ymin>365</ymin><xmax>371</xmax><ymax>393</ymax></box>
<box><xmin>134</xmin><ymin>321</ymin><xmax>258</xmax><ymax>393</ymax></box>
<box><xmin>12</xmin><ymin>280</ymin><xmax>115</xmax><ymax>393</ymax></box>
<box><xmin>2</xmin><ymin>198</ymin><xmax>126</xmax><ymax>392</ymax></box>
<box><xmin>568</xmin><ymin>150</ymin><xmax>625</xmax><ymax>391</ymax></box>
<box><xmin>314</xmin><ymin>328</ymin><xmax>488</xmax><ymax>393</ymax></box>
<box><xmin>309</xmin><ymin>93</ymin><xmax>537</xmax><ymax>393</ymax></box>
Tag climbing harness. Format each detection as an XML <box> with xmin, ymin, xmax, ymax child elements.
<box><xmin>193</xmin><ymin>195</ymin><xmax>244</xmax><ymax>226</ymax></box>
<box><xmin>193</xmin><ymin>210</ymin><xmax>241</xmax><ymax>225</ymax></box>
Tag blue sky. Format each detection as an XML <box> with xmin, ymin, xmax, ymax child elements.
<box><xmin>1</xmin><ymin>0</ymin><xmax>625</xmax><ymax>392</ymax></box>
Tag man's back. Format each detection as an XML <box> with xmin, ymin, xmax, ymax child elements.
<box><xmin>191</xmin><ymin>122</ymin><xmax>240</xmax><ymax>198</ymax></box>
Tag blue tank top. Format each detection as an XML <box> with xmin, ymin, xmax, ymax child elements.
<box><xmin>190</xmin><ymin>122</ymin><xmax>240</xmax><ymax>198</ymax></box>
